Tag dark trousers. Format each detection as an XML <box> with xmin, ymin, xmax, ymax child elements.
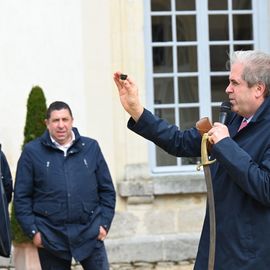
<box><xmin>38</xmin><ymin>242</ymin><xmax>109</xmax><ymax>270</ymax></box>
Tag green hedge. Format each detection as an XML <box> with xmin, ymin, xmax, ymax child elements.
<box><xmin>11</xmin><ymin>86</ymin><xmax>47</xmax><ymax>244</ymax></box>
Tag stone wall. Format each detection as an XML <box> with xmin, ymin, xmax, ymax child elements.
<box><xmin>105</xmin><ymin>164</ymin><xmax>206</xmax><ymax>269</ymax></box>
<box><xmin>0</xmin><ymin>246</ymin><xmax>195</xmax><ymax>270</ymax></box>
<box><xmin>1</xmin><ymin>164</ymin><xmax>206</xmax><ymax>269</ymax></box>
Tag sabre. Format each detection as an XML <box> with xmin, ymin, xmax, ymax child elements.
<box><xmin>195</xmin><ymin>102</ymin><xmax>231</xmax><ymax>269</ymax></box>
<box><xmin>197</xmin><ymin>133</ymin><xmax>216</xmax><ymax>270</ymax></box>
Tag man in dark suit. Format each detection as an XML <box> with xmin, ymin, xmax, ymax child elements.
<box><xmin>114</xmin><ymin>50</ymin><xmax>270</xmax><ymax>269</ymax></box>
<box><xmin>0</xmin><ymin>147</ymin><xmax>12</xmax><ymax>257</ymax></box>
<box><xmin>14</xmin><ymin>101</ymin><xmax>116</xmax><ymax>270</ymax></box>
<box><xmin>0</xmin><ymin>149</ymin><xmax>12</xmax><ymax>204</ymax></box>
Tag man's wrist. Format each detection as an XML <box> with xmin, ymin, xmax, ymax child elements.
<box><xmin>131</xmin><ymin>106</ymin><xmax>144</xmax><ymax>122</ymax></box>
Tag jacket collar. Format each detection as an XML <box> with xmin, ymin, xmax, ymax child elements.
<box><xmin>228</xmin><ymin>96</ymin><xmax>270</xmax><ymax>136</ymax></box>
<box><xmin>41</xmin><ymin>127</ymin><xmax>82</xmax><ymax>152</ymax></box>
<box><xmin>249</xmin><ymin>96</ymin><xmax>270</xmax><ymax>123</ymax></box>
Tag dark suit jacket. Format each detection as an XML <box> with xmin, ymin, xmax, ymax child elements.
<box><xmin>0</xmin><ymin>150</ymin><xmax>12</xmax><ymax>203</ymax></box>
<box><xmin>128</xmin><ymin>96</ymin><xmax>270</xmax><ymax>270</ymax></box>
<box><xmin>0</xmin><ymin>149</ymin><xmax>12</xmax><ymax>257</ymax></box>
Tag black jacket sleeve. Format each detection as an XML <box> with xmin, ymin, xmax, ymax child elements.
<box><xmin>1</xmin><ymin>150</ymin><xmax>13</xmax><ymax>204</ymax></box>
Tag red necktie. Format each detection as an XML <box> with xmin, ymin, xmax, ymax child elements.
<box><xmin>238</xmin><ymin>119</ymin><xmax>248</xmax><ymax>131</ymax></box>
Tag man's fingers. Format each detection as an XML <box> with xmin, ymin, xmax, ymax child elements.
<box><xmin>113</xmin><ymin>76</ymin><xmax>122</xmax><ymax>90</ymax></box>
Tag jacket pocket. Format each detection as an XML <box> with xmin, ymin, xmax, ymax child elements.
<box><xmin>33</xmin><ymin>202</ymin><xmax>66</xmax><ymax>225</ymax></box>
<box><xmin>80</xmin><ymin>203</ymin><xmax>101</xmax><ymax>224</ymax></box>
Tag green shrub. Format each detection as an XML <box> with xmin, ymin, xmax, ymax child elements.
<box><xmin>11</xmin><ymin>86</ymin><xmax>47</xmax><ymax>244</ymax></box>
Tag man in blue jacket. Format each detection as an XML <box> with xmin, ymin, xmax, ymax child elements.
<box><xmin>114</xmin><ymin>50</ymin><xmax>270</xmax><ymax>269</ymax></box>
<box><xmin>14</xmin><ymin>101</ymin><xmax>116</xmax><ymax>270</ymax></box>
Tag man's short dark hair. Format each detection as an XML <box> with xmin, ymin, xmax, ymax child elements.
<box><xmin>46</xmin><ymin>101</ymin><xmax>73</xmax><ymax>119</ymax></box>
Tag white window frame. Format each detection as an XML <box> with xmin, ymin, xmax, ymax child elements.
<box><xmin>144</xmin><ymin>0</ymin><xmax>270</xmax><ymax>174</ymax></box>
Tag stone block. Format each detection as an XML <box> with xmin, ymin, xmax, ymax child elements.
<box><xmin>109</xmin><ymin>212</ymin><xmax>139</xmax><ymax>238</ymax></box>
<box><xmin>144</xmin><ymin>210</ymin><xmax>176</xmax><ymax>234</ymax></box>
<box><xmin>106</xmin><ymin>233</ymin><xmax>199</xmax><ymax>263</ymax></box>
<box><xmin>153</xmin><ymin>175</ymin><xmax>206</xmax><ymax>195</ymax></box>
<box><xmin>118</xmin><ymin>181</ymin><xmax>153</xmax><ymax>197</ymax></box>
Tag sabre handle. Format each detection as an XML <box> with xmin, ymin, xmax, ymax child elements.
<box><xmin>197</xmin><ymin>133</ymin><xmax>216</xmax><ymax>171</ymax></box>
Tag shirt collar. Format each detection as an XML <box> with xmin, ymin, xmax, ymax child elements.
<box><xmin>243</xmin><ymin>115</ymin><xmax>253</xmax><ymax>123</ymax></box>
<box><xmin>50</xmin><ymin>130</ymin><xmax>75</xmax><ymax>148</ymax></box>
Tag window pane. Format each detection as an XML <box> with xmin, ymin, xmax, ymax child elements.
<box><xmin>152</xmin><ymin>16</ymin><xmax>172</xmax><ymax>42</ymax></box>
<box><xmin>178</xmin><ymin>77</ymin><xmax>198</xmax><ymax>103</ymax></box>
<box><xmin>154</xmin><ymin>109</ymin><xmax>177</xmax><ymax>166</ymax></box>
<box><xmin>151</xmin><ymin>0</ymin><xmax>171</xmax><ymax>11</ymax></box>
<box><xmin>155</xmin><ymin>108</ymin><xmax>175</xmax><ymax>121</ymax></box>
<box><xmin>155</xmin><ymin>109</ymin><xmax>177</xmax><ymax>166</ymax></box>
<box><xmin>211</xmin><ymin>76</ymin><xmax>228</xmax><ymax>102</ymax></box>
<box><xmin>182</xmin><ymin>156</ymin><xmax>200</xmax><ymax>165</ymax></box>
<box><xmin>209</xmin><ymin>15</ymin><xmax>228</xmax><ymax>41</ymax></box>
<box><xmin>154</xmin><ymin>77</ymin><xmax>174</xmax><ymax>104</ymax></box>
<box><xmin>155</xmin><ymin>106</ymin><xmax>177</xmax><ymax>166</ymax></box>
<box><xmin>179</xmin><ymin>107</ymin><xmax>199</xmax><ymax>130</ymax></box>
<box><xmin>233</xmin><ymin>0</ymin><xmax>252</xmax><ymax>10</ymax></box>
<box><xmin>234</xmin><ymin>44</ymin><xmax>254</xmax><ymax>51</ymax></box>
<box><xmin>176</xmin><ymin>0</ymin><xmax>195</xmax><ymax>11</ymax></box>
<box><xmin>153</xmin><ymin>47</ymin><xmax>173</xmax><ymax>73</ymax></box>
<box><xmin>208</xmin><ymin>0</ymin><xmax>227</xmax><ymax>10</ymax></box>
<box><xmin>233</xmin><ymin>15</ymin><xmax>253</xmax><ymax>40</ymax></box>
<box><xmin>176</xmin><ymin>15</ymin><xmax>197</xmax><ymax>41</ymax></box>
<box><xmin>156</xmin><ymin>146</ymin><xmax>177</xmax><ymax>166</ymax></box>
<box><xmin>177</xmin><ymin>46</ymin><xmax>197</xmax><ymax>72</ymax></box>
<box><xmin>179</xmin><ymin>107</ymin><xmax>200</xmax><ymax>165</ymax></box>
<box><xmin>210</xmin><ymin>45</ymin><xmax>229</xmax><ymax>71</ymax></box>
<box><xmin>212</xmin><ymin>106</ymin><xmax>220</xmax><ymax>123</ymax></box>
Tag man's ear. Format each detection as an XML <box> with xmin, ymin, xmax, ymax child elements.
<box><xmin>255</xmin><ymin>82</ymin><xmax>266</xmax><ymax>98</ymax></box>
